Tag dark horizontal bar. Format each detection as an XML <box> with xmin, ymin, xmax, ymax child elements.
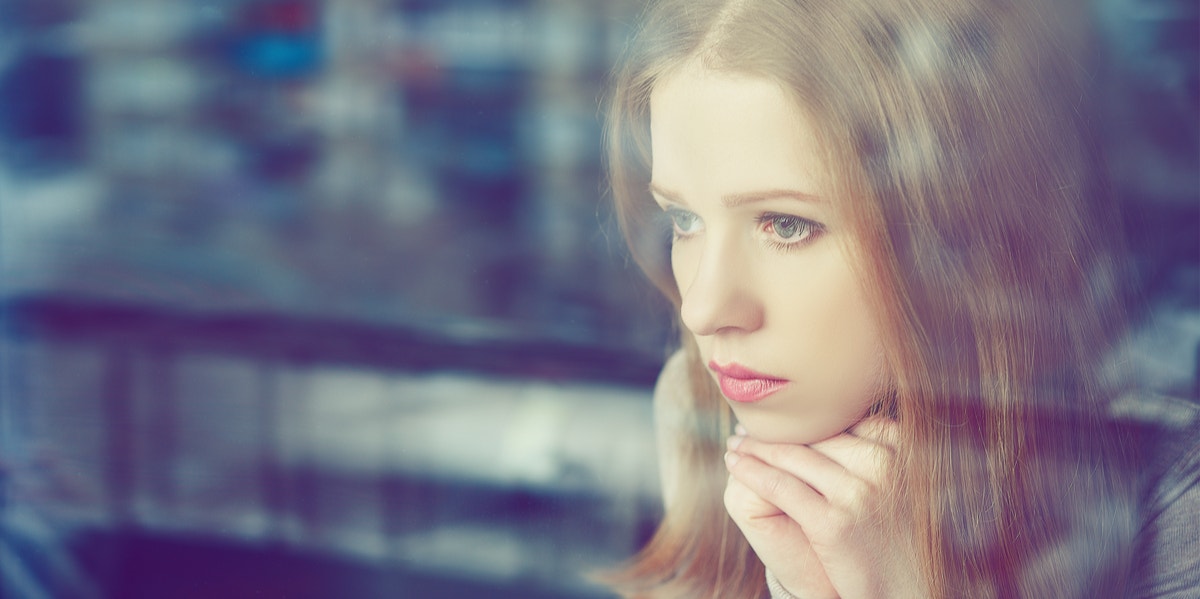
<box><xmin>1</xmin><ymin>294</ymin><xmax>665</xmax><ymax>387</ymax></box>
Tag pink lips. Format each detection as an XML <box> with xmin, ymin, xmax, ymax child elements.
<box><xmin>708</xmin><ymin>361</ymin><xmax>789</xmax><ymax>403</ymax></box>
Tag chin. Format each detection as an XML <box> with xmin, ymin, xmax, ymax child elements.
<box><xmin>734</xmin><ymin>408</ymin><xmax>864</xmax><ymax>445</ymax></box>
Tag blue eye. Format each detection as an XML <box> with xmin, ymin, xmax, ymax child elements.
<box><xmin>666</xmin><ymin>208</ymin><xmax>702</xmax><ymax>238</ymax></box>
<box><xmin>758</xmin><ymin>213</ymin><xmax>822</xmax><ymax>249</ymax></box>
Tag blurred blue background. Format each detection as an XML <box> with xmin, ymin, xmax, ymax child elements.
<box><xmin>0</xmin><ymin>0</ymin><xmax>1195</xmax><ymax>597</ymax></box>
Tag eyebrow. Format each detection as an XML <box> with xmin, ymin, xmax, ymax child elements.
<box><xmin>648</xmin><ymin>183</ymin><xmax>821</xmax><ymax>207</ymax></box>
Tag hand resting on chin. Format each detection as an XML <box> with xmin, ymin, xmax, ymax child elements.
<box><xmin>724</xmin><ymin>417</ymin><xmax>924</xmax><ymax>599</ymax></box>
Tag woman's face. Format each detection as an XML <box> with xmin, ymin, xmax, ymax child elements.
<box><xmin>649</xmin><ymin>63</ymin><xmax>889</xmax><ymax>444</ymax></box>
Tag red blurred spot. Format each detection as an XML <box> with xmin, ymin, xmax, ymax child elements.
<box><xmin>246</xmin><ymin>1</ymin><xmax>315</xmax><ymax>33</ymax></box>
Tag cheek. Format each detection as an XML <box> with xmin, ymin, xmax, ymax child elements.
<box><xmin>821</xmin><ymin>306</ymin><xmax>887</xmax><ymax>419</ymax></box>
<box><xmin>771</xmin><ymin>258</ymin><xmax>887</xmax><ymax>401</ymax></box>
<box><xmin>670</xmin><ymin>243</ymin><xmax>697</xmax><ymax>295</ymax></box>
<box><xmin>822</xmin><ymin>300</ymin><xmax>884</xmax><ymax>380</ymax></box>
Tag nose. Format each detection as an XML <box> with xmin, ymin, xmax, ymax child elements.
<box><xmin>677</xmin><ymin>238</ymin><xmax>764</xmax><ymax>337</ymax></box>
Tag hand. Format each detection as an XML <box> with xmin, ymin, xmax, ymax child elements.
<box><xmin>723</xmin><ymin>418</ymin><xmax>922</xmax><ymax>598</ymax></box>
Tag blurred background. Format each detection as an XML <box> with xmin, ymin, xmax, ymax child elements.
<box><xmin>0</xmin><ymin>0</ymin><xmax>1195</xmax><ymax>597</ymax></box>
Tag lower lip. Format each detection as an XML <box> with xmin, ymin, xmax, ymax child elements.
<box><xmin>717</xmin><ymin>375</ymin><xmax>789</xmax><ymax>403</ymax></box>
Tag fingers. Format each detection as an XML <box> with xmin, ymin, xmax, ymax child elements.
<box><xmin>725</xmin><ymin>417</ymin><xmax>898</xmax><ymax>518</ymax></box>
<box><xmin>723</xmin><ymin>471</ymin><xmax>839</xmax><ymax>598</ymax></box>
<box><xmin>728</xmin><ymin>435</ymin><xmax>850</xmax><ymax>500</ymax></box>
<box><xmin>723</xmin><ymin>418</ymin><xmax>910</xmax><ymax>599</ymax></box>
<box><xmin>731</xmin><ymin>433</ymin><xmax>890</xmax><ymax>493</ymax></box>
<box><xmin>724</xmin><ymin>444</ymin><xmax>880</xmax><ymax>562</ymax></box>
<box><xmin>724</xmin><ymin>448</ymin><xmax>828</xmax><ymax>521</ymax></box>
<box><xmin>723</xmin><ymin>465</ymin><xmax>786</xmax><ymax>521</ymax></box>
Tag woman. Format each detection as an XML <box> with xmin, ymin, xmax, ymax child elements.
<box><xmin>602</xmin><ymin>0</ymin><xmax>1199</xmax><ymax>597</ymax></box>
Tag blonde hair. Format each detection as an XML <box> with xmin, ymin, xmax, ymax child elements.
<box><xmin>604</xmin><ymin>0</ymin><xmax>1137</xmax><ymax>597</ymax></box>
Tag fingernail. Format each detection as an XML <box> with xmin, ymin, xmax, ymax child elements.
<box><xmin>726</xmin><ymin>435</ymin><xmax>744</xmax><ymax>451</ymax></box>
<box><xmin>724</xmin><ymin>451</ymin><xmax>740</xmax><ymax>467</ymax></box>
<box><xmin>734</xmin><ymin>423</ymin><xmax>747</xmax><ymax>436</ymax></box>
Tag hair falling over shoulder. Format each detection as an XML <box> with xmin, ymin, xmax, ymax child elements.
<box><xmin>601</xmin><ymin>0</ymin><xmax>1139</xmax><ymax>597</ymax></box>
<box><xmin>602</xmin><ymin>336</ymin><xmax>768</xmax><ymax>599</ymax></box>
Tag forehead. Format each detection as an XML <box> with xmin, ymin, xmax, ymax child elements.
<box><xmin>648</xmin><ymin>63</ymin><xmax>827</xmax><ymax>199</ymax></box>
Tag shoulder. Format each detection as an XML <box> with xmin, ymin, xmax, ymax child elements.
<box><xmin>1118</xmin><ymin>393</ymin><xmax>1200</xmax><ymax>596</ymax></box>
<box><xmin>1114</xmin><ymin>392</ymin><xmax>1200</xmax><ymax>508</ymax></box>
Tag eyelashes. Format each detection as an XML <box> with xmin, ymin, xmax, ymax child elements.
<box><xmin>660</xmin><ymin>207</ymin><xmax>824</xmax><ymax>252</ymax></box>
<box><xmin>755</xmin><ymin>213</ymin><xmax>824</xmax><ymax>250</ymax></box>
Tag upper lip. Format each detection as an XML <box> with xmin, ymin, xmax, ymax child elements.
<box><xmin>708</xmin><ymin>361</ymin><xmax>786</xmax><ymax>381</ymax></box>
